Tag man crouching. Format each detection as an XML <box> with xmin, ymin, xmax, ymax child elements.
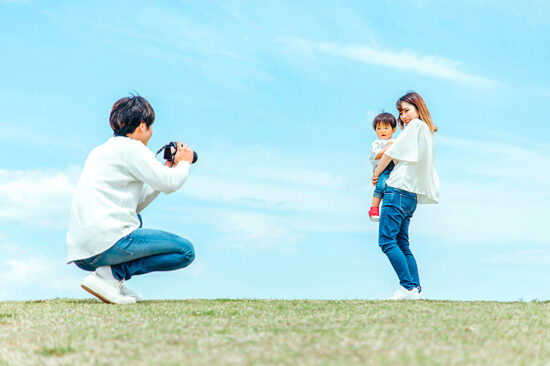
<box><xmin>66</xmin><ymin>95</ymin><xmax>195</xmax><ymax>304</ymax></box>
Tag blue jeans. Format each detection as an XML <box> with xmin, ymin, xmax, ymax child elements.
<box><xmin>378</xmin><ymin>186</ymin><xmax>419</xmax><ymax>290</ymax></box>
<box><xmin>74</xmin><ymin>216</ymin><xmax>195</xmax><ymax>281</ymax></box>
<box><xmin>373</xmin><ymin>161</ymin><xmax>395</xmax><ymax>199</ymax></box>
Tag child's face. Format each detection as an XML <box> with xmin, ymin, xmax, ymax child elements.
<box><xmin>375</xmin><ymin>123</ymin><xmax>396</xmax><ymax>140</ymax></box>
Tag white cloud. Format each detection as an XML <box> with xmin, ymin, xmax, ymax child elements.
<box><xmin>0</xmin><ymin>166</ymin><xmax>80</xmax><ymax>228</ymax></box>
<box><xmin>411</xmin><ymin>134</ymin><xmax>550</xmax><ymax>246</ymax></box>
<box><xmin>281</xmin><ymin>38</ymin><xmax>497</xmax><ymax>87</ymax></box>
<box><xmin>182</xmin><ymin>145</ymin><xmax>364</xmax><ymax>215</ymax></box>
<box><xmin>173</xmin><ymin>144</ymin><xmax>373</xmax><ymax>252</ymax></box>
<box><xmin>0</xmin><ymin>239</ymin><xmax>82</xmax><ymax>300</ymax></box>
<box><xmin>215</xmin><ymin>210</ymin><xmax>299</xmax><ymax>253</ymax></box>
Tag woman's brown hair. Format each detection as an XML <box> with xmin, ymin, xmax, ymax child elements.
<box><xmin>396</xmin><ymin>92</ymin><xmax>437</xmax><ymax>133</ymax></box>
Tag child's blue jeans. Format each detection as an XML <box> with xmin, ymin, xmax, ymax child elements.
<box><xmin>373</xmin><ymin>161</ymin><xmax>395</xmax><ymax>198</ymax></box>
<box><xmin>74</xmin><ymin>215</ymin><xmax>195</xmax><ymax>281</ymax></box>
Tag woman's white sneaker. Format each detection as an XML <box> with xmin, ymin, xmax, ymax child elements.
<box><xmin>81</xmin><ymin>273</ymin><xmax>136</xmax><ymax>304</ymax></box>
<box><xmin>388</xmin><ymin>286</ymin><xmax>420</xmax><ymax>300</ymax></box>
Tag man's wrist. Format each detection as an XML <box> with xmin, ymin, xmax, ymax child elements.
<box><xmin>175</xmin><ymin>161</ymin><xmax>191</xmax><ymax>169</ymax></box>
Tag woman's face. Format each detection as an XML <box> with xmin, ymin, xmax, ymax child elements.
<box><xmin>398</xmin><ymin>101</ymin><xmax>420</xmax><ymax>125</ymax></box>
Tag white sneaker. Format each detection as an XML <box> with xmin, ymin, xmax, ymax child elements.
<box><xmin>120</xmin><ymin>283</ymin><xmax>143</xmax><ymax>302</ymax></box>
<box><xmin>81</xmin><ymin>273</ymin><xmax>136</xmax><ymax>304</ymax></box>
<box><xmin>387</xmin><ymin>286</ymin><xmax>420</xmax><ymax>300</ymax></box>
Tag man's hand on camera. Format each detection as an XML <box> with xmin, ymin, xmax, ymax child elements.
<box><xmin>164</xmin><ymin>142</ymin><xmax>194</xmax><ymax>167</ymax></box>
<box><xmin>175</xmin><ymin>142</ymin><xmax>194</xmax><ymax>165</ymax></box>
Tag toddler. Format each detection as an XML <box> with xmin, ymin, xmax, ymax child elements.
<box><xmin>369</xmin><ymin>113</ymin><xmax>397</xmax><ymax>221</ymax></box>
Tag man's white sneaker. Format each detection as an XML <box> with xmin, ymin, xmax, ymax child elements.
<box><xmin>388</xmin><ymin>286</ymin><xmax>420</xmax><ymax>300</ymax></box>
<box><xmin>81</xmin><ymin>273</ymin><xmax>136</xmax><ymax>304</ymax></box>
<box><xmin>120</xmin><ymin>283</ymin><xmax>143</xmax><ymax>302</ymax></box>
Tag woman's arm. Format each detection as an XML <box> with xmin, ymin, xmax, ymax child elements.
<box><xmin>374</xmin><ymin>145</ymin><xmax>391</xmax><ymax>160</ymax></box>
<box><xmin>371</xmin><ymin>154</ymin><xmax>393</xmax><ymax>185</ymax></box>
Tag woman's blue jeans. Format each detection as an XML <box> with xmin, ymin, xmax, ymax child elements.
<box><xmin>378</xmin><ymin>186</ymin><xmax>419</xmax><ymax>290</ymax></box>
<box><xmin>74</xmin><ymin>216</ymin><xmax>195</xmax><ymax>281</ymax></box>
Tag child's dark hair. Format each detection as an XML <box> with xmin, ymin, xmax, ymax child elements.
<box><xmin>109</xmin><ymin>94</ymin><xmax>155</xmax><ymax>136</ymax></box>
<box><xmin>373</xmin><ymin>112</ymin><xmax>397</xmax><ymax>130</ymax></box>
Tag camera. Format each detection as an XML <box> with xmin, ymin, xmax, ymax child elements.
<box><xmin>156</xmin><ymin>142</ymin><xmax>198</xmax><ymax>165</ymax></box>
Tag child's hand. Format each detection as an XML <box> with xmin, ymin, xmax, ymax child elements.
<box><xmin>371</xmin><ymin>174</ymin><xmax>379</xmax><ymax>186</ymax></box>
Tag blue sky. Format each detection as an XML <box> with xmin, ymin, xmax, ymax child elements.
<box><xmin>1</xmin><ymin>0</ymin><xmax>549</xmax><ymax>301</ymax></box>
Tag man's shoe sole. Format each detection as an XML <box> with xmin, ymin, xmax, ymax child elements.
<box><xmin>81</xmin><ymin>274</ymin><xmax>136</xmax><ymax>305</ymax></box>
<box><xmin>81</xmin><ymin>284</ymin><xmax>113</xmax><ymax>304</ymax></box>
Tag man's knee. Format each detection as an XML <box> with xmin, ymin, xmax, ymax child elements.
<box><xmin>176</xmin><ymin>238</ymin><xmax>195</xmax><ymax>264</ymax></box>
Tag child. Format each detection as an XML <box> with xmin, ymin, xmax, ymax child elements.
<box><xmin>368</xmin><ymin>112</ymin><xmax>397</xmax><ymax>221</ymax></box>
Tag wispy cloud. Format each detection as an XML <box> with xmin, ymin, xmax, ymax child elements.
<box><xmin>215</xmin><ymin>209</ymin><xmax>299</xmax><ymax>254</ymax></box>
<box><xmin>488</xmin><ymin>250</ymin><xmax>550</xmax><ymax>264</ymax></box>
<box><xmin>178</xmin><ymin>136</ymin><xmax>550</xmax><ymax>251</ymax></box>
<box><xmin>280</xmin><ymin>38</ymin><xmax>497</xmax><ymax>87</ymax></box>
<box><xmin>0</xmin><ymin>122</ymin><xmax>95</xmax><ymax>153</ymax></box>
<box><xmin>0</xmin><ymin>0</ymin><xmax>31</xmax><ymax>4</ymax></box>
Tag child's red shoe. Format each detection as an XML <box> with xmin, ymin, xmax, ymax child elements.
<box><xmin>369</xmin><ymin>206</ymin><xmax>380</xmax><ymax>222</ymax></box>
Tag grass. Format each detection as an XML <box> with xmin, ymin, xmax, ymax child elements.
<box><xmin>0</xmin><ymin>299</ymin><xmax>549</xmax><ymax>365</ymax></box>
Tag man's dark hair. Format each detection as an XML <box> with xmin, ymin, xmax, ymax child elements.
<box><xmin>373</xmin><ymin>112</ymin><xmax>397</xmax><ymax>130</ymax></box>
<box><xmin>109</xmin><ymin>95</ymin><xmax>155</xmax><ymax>136</ymax></box>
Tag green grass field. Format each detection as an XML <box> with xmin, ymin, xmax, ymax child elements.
<box><xmin>0</xmin><ymin>299</ymin><xmax>548</xmax><ymax>365</ymax></box>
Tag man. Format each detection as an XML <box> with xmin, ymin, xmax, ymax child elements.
<box><xmin>66</xmin><ymin>95</ymin><xmax>195</xmax><ymax>304</ymax></box>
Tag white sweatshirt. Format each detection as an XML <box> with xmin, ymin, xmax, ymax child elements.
<box><xmin>385</xmin><ymin>119</ymin><xmax>440</xmax><ymax>204</ymax></box>
<box><xmin>66</xmin><ymin>136</ymin><xmax>190</xmax><ymax>263</ymax></box>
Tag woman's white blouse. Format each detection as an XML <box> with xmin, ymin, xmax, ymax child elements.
<box><xmin>384</xmin><ymin>119</ymin><xmax>440</xmax><ymax>204</ymax></box>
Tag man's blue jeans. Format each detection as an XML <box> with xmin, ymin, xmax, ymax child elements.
<box><xmin>373</xmin><ymin>161</ymin><xmax>395</xmax><ymax>199</ymax></box>
<box><xmin>74</xmin><ymin>216</ymin><xmax>195</xmax><ymax>281</ymax></box>
<box><xmin>378</xmin><ymin>186</ymin><xmax>419</xmax><ymax>290</ymax></box>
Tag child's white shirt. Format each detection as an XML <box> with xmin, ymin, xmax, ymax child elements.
<box><xmin>369</xmin><ymin>138</ymin><xmax>394</xmax><ymax>169</ymax></box>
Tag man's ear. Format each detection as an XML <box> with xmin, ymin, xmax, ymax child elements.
<box><xmin>140</xmin><ymin>121</ymin><xmax>147</xmax><ymax>131</ymax></box>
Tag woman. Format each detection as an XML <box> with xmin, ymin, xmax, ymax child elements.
<box><xmin>372</xmin><ymin>92</ymin><xmax>439</xmax><ymax>300</ymax></box>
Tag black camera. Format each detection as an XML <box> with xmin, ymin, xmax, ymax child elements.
<box><xmin>156</xmin><ymin>142</ymin><xmax>198</xmax><ymax>165</ymax></box>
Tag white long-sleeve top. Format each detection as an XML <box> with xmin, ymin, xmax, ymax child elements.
<box><xmin>66</xmin><ymin>136</ymin><xmax>190</xmax><ymax>263</ymax></box>
<box><xmin>385</xmin><ymin>118</ymin><xmax>440</xmax><ymax>204</ymax></box>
